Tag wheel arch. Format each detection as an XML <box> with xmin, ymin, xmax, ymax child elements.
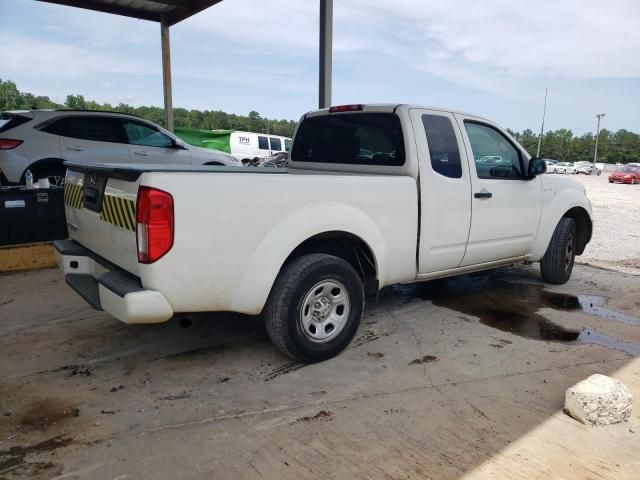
<box><xmin>283</xmin><ymin>231</ymin><xmax>379</xmax><ymax>295</ymax></box>
<box><xmin>228</xmin><ymin>203</ymin><xmax>387</xmax><ymax>313</ymax></box>
<box><xmin>531</xmin><ymin>196</ymin><xmax>593</xmax><ymax>260</ymax></box>
<box><xmin>20</xmin><ymin>157</ymin><xmax>66</xmax><ymax>182</ymax></box>
<box><xmin>562</xmin><ymin>206</ymin><xmax>592</xmax><ymax>255</ymax></box>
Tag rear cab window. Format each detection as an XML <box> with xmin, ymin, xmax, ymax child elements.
<box><xmin>291</xmin><ymin>113</ymin><xmax>405</xmax><ymax>166</ymax></box>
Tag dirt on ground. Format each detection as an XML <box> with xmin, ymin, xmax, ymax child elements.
<box><xmin>1</xmin><ymin>262</ymin><xmax>639</xmax><ymax>479</ymax></box>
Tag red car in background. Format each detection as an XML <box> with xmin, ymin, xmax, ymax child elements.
<box><xmin>609</xmin><ymin>166</ymin><xmax>640</xmax><ymax>184</ymax></box>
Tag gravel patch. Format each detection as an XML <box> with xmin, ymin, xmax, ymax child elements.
<box><xmin>559</xmin><ymin>172</ymin><xmax>640</xmax><ymax>275</ymax></box>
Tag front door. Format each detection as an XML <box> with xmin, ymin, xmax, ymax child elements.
<box><xmin>123</xmin><ymin>119</ymin><xmax>191</xmax><ymax>165</ymax></box>
<box><xmin>456</xmin><ymin>115</ymin><xmax>543</xmax><ymax>266</ymax></box>
<box><xmin>410</xmin><ymin>109</ymin><xmax>472</xmax><ymax>273</ymax></box>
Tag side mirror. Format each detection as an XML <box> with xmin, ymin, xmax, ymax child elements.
<box><xmin>527</xmin><ymin>157</ymin><xmax>546</xmax><ymax>179</ymax></box>
<box><xmin>172</xmin><ymin>140</ymin><xmax>187</xmax><ymax>150</ymax></box>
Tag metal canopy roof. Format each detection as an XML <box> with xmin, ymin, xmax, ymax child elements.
<box><xmin>35</xmin><ymin>0</ymin><xmax>224</xmax><ymax>26</ymax></box>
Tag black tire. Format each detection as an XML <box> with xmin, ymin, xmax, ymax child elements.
<box><xmin>33</xmin><ymin>163</ymin><xmax>66</xmax><ymax>187</ymax></box>
<box><xmin>540</xmin><ymin>217</ymin><xmax>577</xmax><ymax>284</ymax></box>
<box><xmin>263</xmin><ymin>253</ymin><xmax>364</xmax><ymax>363</ymax></box>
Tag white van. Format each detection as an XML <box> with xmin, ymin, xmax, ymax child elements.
<box><xmin>229</xmin><ymin>131</ymin><xmax>292</xmax><ymax>163</ymax></box>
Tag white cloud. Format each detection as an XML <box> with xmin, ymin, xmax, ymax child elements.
<box><xmin>0</xmin><ymin>33</ymin><xmax>158</xmax><ymax>78</ymax></box>
<box><xmin>343</xmin><ymin>0</ymin><xmax>640</xmax><ymax>79</ymax></box>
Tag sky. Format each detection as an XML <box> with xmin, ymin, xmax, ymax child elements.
<box><xmin>1</xmin><ymin>0</ymin><xmax>639</xmax><ymax>134</ymax></box>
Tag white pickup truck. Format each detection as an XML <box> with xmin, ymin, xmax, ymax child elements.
<box><xmin>55</xmin><ymin>104</ymin><xmax>593</xmax><ymax>362</ymax></box>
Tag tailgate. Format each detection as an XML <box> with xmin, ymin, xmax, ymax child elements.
<box><xmin>64</xmin><ymin>167</ymin><xmax>140</xmax><ymax>275</ymax></box>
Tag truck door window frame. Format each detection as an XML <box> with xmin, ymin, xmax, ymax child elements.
<box><xmin>464</xmin><ymin>120</ymin><xmax>526</xmax><ymax>180</ymax></box>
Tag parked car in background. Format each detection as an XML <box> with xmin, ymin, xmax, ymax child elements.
<box><xmin>0</xmin><ymin>109</ymin><xmax>241</xmax><ymax>186</ymax></box>
<box><xmin>609</xmin><ymin>165</ymin><xmax>640</xmax><ymax>184</ymax></box>
<box><xmin>55</xmin><ymin>103</ymin><xmax>593</xmax><ymax>362</ymax></box>
<box><xmin>545</xmin><ymin>160</ymin><xmax>557</xmax><ymax>173</ymax></box>
<box><xmin>227</xmin><ymin>131</ymin><xmax>292</xmax><ymax>164</ymax></box>
<box><xmin>555</xmin><ymin>162</ymin><xmax>577</xmax><ymax>174</ymax></box>
<box><xmin>575</xmin><ymin>161</ymin><xmax>596</xmax><ymax>175</ymax></box>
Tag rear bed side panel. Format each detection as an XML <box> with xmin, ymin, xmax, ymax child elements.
<box><xmin>138</xmin><ymin>172</ymin><xmax>418</xmax><ymax>315</ymax></box>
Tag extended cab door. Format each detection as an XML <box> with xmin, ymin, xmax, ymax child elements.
<box><xmin>410</xmin><ymin>108</ymin><xmax>472</xmax><ymax>273</ymax></box>
<box><xmin>123</xmin><ymin>119</ymin><xmax>191</xmax><ymax>165</ymax></box>
<box><xmin>455</xmin><ymin>114</ymin><xmax>543</xmax><ymax>266</ymax></box>
<box><xmin>59</xmin><ymin>115</ymin><xmax>131</xmax><ymax>165</ymax></box>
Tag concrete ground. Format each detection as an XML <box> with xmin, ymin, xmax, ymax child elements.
<box><xmin>1</xmin><ymin>262</ymin><xmax>639</xmax><ymax>479</ymax></box>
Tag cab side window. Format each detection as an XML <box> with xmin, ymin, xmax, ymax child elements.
<box><xmin>464</xmin><ymin>122</ymin><xmax>523</xmax><ymax>179</ymax></box>
<box><xmin>422</xmin><ymin>114</ymin><xmax>462</xmax><ymax>179</ymax></box>
<box><xmin>123</xmin><ymin>120</ymin><xmax>173</xmax><ymax>148</ymax></box>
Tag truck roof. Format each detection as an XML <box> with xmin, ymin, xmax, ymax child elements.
<box><xmin>307</xmin><ymin>103</ymin><xmax>491</xmax><ymax>122</ymax></box>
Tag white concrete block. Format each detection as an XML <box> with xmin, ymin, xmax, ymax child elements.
<box><xmin>564</xmin><ymin>374</ymin><xmax>633</xmax><ymax>426</ymax></box>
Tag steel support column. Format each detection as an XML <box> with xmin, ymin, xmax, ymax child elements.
<box><xmin>319</xmin><ymin>0</ymin><xmax>333</xmax><ymax>109</ymax></box>
<box><xmin>161</xmin><ymin>15</ymin><xmax>174</xmax><ymax>131</ymax></box>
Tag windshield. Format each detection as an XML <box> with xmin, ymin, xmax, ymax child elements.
<box><xmin>291</xmin><ymin>113</ymin><xmax>405</xmax><ymax>166</ymax></box>
<box><xmin>619</xmin><ymin>166</ymin><xmax>639</xmax><ymax>173</ymax></box>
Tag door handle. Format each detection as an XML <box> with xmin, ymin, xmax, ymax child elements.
<box><xmin>66</xmin><ymin>146</ymin><xmax>85</xmax><ymax>152</ymax></box>
<box><xmin>134</xmin><ymin>151</ymin><xmax>149</xmax><ymax>156</ymax></box>
<box><xmin>474</xmin><ymin>192</ymin><xmax>493</xmax><ymax>199</ymax></box>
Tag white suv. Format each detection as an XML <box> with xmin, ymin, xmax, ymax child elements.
<box><xmin>0</xmin><ymin>109</ymin><xmax>241</xmax><ymax>186</ymax></box>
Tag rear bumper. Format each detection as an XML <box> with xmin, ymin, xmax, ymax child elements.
<box><xmin>53</xmin><ymin>239</ymin><xmax>174</xmax><ymax>324</ymax></box>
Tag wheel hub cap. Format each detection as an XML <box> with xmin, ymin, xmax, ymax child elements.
<box><xmin>300</xmin><ymin>280</ymin><xmax>351</xmax><ymax>343</ymax></box>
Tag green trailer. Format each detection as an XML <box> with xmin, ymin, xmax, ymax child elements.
<box><xmin>174</xmin><ymin>128</ymin><xmax>233</xmax><ymax>154</ymax></box>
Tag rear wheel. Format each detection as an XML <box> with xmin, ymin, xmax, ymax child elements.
<box><xmin>540</xmin><ymin>217</ymin><xmax>577</xmax><ymax>284</ymax></box>
<box><xmin>33</xmin><ymin>163</ymin><xmax>66</xmax><ymax>187</ymax></box>
<box><xmin>263</xmin><ymin>253</ymin><xmax>364</xmax><ymax>363</ymax></box>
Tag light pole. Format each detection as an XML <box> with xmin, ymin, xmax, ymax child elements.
<box><xmin>593</xmin><ymin>113</ymin><xmax>606</xmax><ymax>165</ymax></box>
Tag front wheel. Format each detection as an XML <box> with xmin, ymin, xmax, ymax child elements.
<box><xmin>263</xmin><ymin>253</ymin><xmax>364</xmax><ymax>363</ymax></box>
<box><xmin>540</xmin><ymin>217</ymin><xmax>577</xmax><ymax>284</ymax></box>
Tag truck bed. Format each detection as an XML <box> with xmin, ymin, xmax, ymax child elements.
<box><xmin>62</xmin><ymin>162</ymin><xmax>419</xmax><ymax>315</ymax></box>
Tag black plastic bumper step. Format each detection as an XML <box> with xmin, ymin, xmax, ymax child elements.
<box><xmin>65</xmin><ymin>274</ymin><xmax>102</xmax><ymax>310</ymax></box>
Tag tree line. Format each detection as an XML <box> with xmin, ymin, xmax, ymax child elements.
<box><xmin>2</xmin><ymin>79</ymin><xmax>638</xmax><ymax>163</ymax></box>
<box><xmin>0</xmin><ymin>79</ymin><xmax>297</xmax><ymax>138</ymax></box>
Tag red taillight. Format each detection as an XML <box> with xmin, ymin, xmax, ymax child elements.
<box><xmin>0</xmin><ymin>139</ymin><xmax>23</xmax><ymax>150</ymax></box>
<box><xmin>329</xmin><ymin>104</ymin><xmax>364</xmax><ymax>113</ymax></box>
<box><xmin>136</xmin><ymin>186</ymin><xmax>174</xmax><ymax>264</ymax></box>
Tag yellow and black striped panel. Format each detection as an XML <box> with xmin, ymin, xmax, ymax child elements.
<box><xmin>100</xmin><ymin>195</ymin><xmax>136</xmax><ymax>232</ymax></box>
<box><xmin>64</xmin><ymin>183</ymin><xmax>84</xmax><ymax>209</ymax></box>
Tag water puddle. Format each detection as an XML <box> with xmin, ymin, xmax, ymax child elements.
<box><xmin>395</xmin><ymin>275</ymin><xmax>640</xmax><ymax>356</ymax></box>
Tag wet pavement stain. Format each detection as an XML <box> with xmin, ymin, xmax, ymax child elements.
<box><xmin>0</xmin><ymin>436</ymin><xmax>72</xmax><ymax>477</ymax></box>
<box><xmin>395</xmin><ymin>275</ymin><xmax>640</xmax><ymax>356</ymax></box>
<box><xmin>294</xmin><ymin>410</ymin><xmax>334</xmax><ymax>423</ymax></box>
<box><xmin>11</xmin><ymin>399</ymin><xmax>78</xmax><ymax>433</ymax></box>
<box><xmin>409</xmin><ymin>355</ymin><xmax>439</xmax><ymax>365</ymax></box>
